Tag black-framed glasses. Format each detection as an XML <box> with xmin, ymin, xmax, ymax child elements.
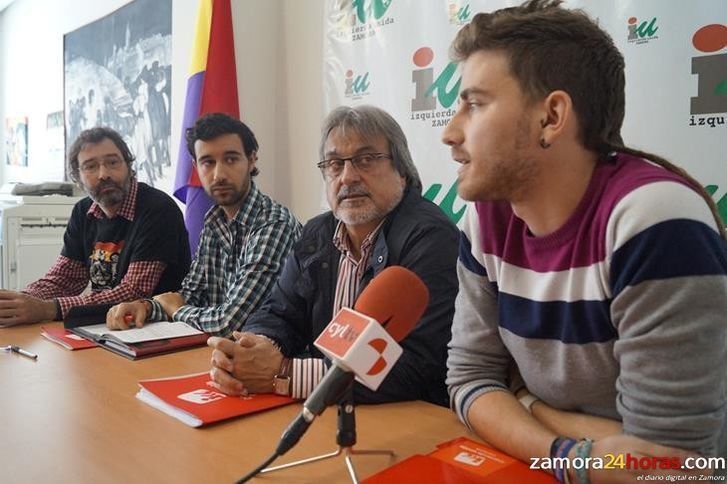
<box><xmin>316</xmin><ymin>152</ymin><xmax>392</xmax><ymax>179</ymax></box>
<box><xmin>79</xmin><ymin>157</ymin><xmax>125</xmax><ymax>174</ymax></box>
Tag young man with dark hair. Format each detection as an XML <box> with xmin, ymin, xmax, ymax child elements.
<box><xmin>0</xmin><ymin>126</ymin><xmax>191</xmax><ymax>326</ymax></box>
<box><xmin>443</xmin><ymin>0</ymin><xmax>727</xmax><ymax>481</ymax></box>
<box><xmin>107</xmin><ymin>113</ymin><xmax>301</xmax><ymax>337</ymax></box>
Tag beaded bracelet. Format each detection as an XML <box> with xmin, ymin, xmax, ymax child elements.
<box><xmin>550</xmin><ymin>436</ymin><xmax>578</xmax><ymax>483</ymax></box>
<box><xmin>574</xmin><ymin>438</ymin><xmax>593</xmax><ymax>484</ymax></box>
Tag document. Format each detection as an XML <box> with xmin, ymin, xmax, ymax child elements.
<box><xmin>75</xmin><ymin>322</ymin><xmax>203</xmax><ymax>343</ymax></box>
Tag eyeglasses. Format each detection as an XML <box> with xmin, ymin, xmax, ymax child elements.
<box><xmin>317</xmin><ymin>153</ymin><xmax>392</xmax><ymax>179</ymax></box>
<box><xmin>79</xmin><ymin>158</ymin><xmax>125</xmax><ymax>174</ymax></box>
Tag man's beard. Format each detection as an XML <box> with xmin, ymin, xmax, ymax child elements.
<box><xmin>88</xmin><ymin>176</ymin><xmax>131</xmax><ymax>207</ymax></box>
<box><xmin>207</xmin><ymin>181</ymin><xmax>247</xmax><ymax>208</ymax></box>
<box><xmin>334</xmin><ymin>183</ymin><xmax>404</xmax><ymax>226</ymax></box>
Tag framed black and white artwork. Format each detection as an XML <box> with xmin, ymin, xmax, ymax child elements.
<box><xmin>64</xmin><ymin>0</ymin><xmax>172</xmax><ymax>188</ymax></box>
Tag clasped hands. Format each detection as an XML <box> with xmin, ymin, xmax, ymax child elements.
<box><xmin>207</xmin><ymin>332</ymin><xmax>283</xmax><ymax>396</ymax></box>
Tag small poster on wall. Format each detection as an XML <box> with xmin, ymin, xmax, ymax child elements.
<box><xmin>5</xmin><ymin>116</ymin><xmax>28</xmax><ymax>167</ymax></box>
<box><xmin>46</xmin><ymin>111</ymin><xmax>66</xmax><ymax>180</ymax></box>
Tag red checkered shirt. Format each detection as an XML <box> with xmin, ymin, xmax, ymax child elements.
<box><xmin>23</xmin><ymin>179</ymin><xmax>167</xmax><ymax>318</ymax></box>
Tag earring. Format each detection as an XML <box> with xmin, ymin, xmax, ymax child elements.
<box><xmin>539</xmin><ymin>138</ymin><xmax>551</xmax><ymax>149</ymax></box>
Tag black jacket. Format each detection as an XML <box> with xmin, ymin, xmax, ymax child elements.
<box><xmin>244</xmin><ymin>188</ymin><xmax>458</xmax><ymax>406</ymax></box>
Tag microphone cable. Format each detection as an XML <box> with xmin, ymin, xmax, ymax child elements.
<box><xmin>235</xmin><ymin>450</ymin><xmax>280</xmax><ymax>483</ymax></box>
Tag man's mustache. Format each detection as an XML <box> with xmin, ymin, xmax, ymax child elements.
<box><xmin>210</xmin><ymin>182</ymin><xmax>234</xmax><ymax>191</ymax></box>
<box><xmin>337</xmin><ymin>185</ymin><xmax>370</xmax><ymax>202</ymax></box>
<box><xmin>94</xmin><ymin>180</ymin><xmax>122</xmax><ymax>192</ymax></box>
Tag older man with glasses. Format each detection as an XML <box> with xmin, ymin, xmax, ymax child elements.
<box><xmin>0</xmin><ymin>126</ymin><xmax>191</xmax><ymax>326</ymax></box>
<box><xmin>207</xmin><ymin>105</ymin><xmax>459</xmax><ymax>406</ymax></box>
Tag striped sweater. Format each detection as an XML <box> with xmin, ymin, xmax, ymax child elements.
<box><xmin>447</xmin><ymin>153</ymin><xmax>727</xmax><ymax>456</ymax></box>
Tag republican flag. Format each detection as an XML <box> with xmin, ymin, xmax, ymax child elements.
<box><xmin>174</xmin><ymin>0</ymin><xmax>239</xmax><ymax>254</ymax></box>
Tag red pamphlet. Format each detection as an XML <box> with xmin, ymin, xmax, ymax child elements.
<box><xmin>41</xmin><ymin>326</ymin><xmax>98</xmax><ymax>350</ymax></box>
<box><xmin>137</xmin><ymin>372</ymin><xmax>297</xmax><ymax>427</ymax></box>
<box><xmin>364</xmin><ymin>436</ymin><xmax>556</xmax><ymax>483</ymax></box>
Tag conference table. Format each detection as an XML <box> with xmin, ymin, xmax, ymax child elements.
<box><xmin>0</xmin><ymin>322</ymin><xmax>473</xmax><ymax>483</ymax></box>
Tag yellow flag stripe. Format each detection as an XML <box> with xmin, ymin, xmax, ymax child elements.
<box><xmin>189</xmin><ymin>0</ymin><xmax>213</xmax><ymax>75</ymax></box>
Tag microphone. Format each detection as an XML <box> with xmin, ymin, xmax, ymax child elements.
<box><xmin>274</xmin><ymin>266</ymin><xmax>429</xmax><ymax>456</ymax></box>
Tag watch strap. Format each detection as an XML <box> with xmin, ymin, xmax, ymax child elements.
<box><xmin>273</xmin><ymin>357</ymin><xmax>292</xmax><ymax>396</ymax></box>
<box><xmin>518</xmin><ymin>392</ymin><xmax>539</xmax><ymax>413</ymax></box>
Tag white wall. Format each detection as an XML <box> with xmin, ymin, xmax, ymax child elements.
<box><xmin>0</xmin><ymin>0</ymin><xmax>324</xmax><ymax>223</ymax></box>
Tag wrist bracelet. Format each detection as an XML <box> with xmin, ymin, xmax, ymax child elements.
<box><xmin>550</xmin><ymin>436</ymin><xmax>578</xmax><ymax>483</ymax></box>
<box><xmin>574</xmin><ymin>438</ymin><xmax>593</xmax><ymax>484</ymax></box>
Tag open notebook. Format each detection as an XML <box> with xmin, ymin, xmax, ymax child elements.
<box><xmin>64</xmin><ymin>304</ymin><xmax>208</xmax><ymax>360</ymax></box>
<box><xmin>70</xmin><ymin>322</ymin><xmax>209</xmax><ymax>359</ymax></box>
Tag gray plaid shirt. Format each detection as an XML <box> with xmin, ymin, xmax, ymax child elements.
<box><xmin>148</xmin><ymin>183</ymin><xmax>301</xmax><ymax>336</ymax></box>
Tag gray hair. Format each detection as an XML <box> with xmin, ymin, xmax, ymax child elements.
<box><xmin>319</xmin><ymin>105</ymin><xmax>422</xmax><ymax>193</ymax></box>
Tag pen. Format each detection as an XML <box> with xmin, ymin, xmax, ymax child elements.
<box><xmin>10</xmin><ymin>345</ymin><xmax>38</xmax><ymax>360</ymax></box>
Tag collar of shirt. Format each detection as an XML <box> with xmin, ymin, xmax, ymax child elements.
<box><xmin>205</xmin><ymin>182</ymin><xmax>261</xmax><ymax>230</ymax></box>
<box><xmin>332</xmin><ymin>218</ymin><xmax>386</xmax><ymax>265</ymax></box>
<box><xmin>86</xmin><ymin>178</ymin><xmax>139</xmax><ymax>221</ymax></box>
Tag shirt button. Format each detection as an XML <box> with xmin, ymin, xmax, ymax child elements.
<box><xmin>322</xmin><ymin>262</ymin><xmax>329</xmax><ymax>269</ymax></box>
<box><xmin>377</xmin><ymin>256</ymin><xmax>383</xmax><ymax>263</ymax></box>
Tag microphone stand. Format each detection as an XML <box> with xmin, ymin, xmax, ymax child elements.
<box><xmin>260</xmin><ymin>386</ymin><xmax>395</xmax><ymax>483</ymax></box>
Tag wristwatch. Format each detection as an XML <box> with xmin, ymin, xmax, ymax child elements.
<box><xmin>273</xmin><ymin>357</ymin><xmax>292</xmax><ymax>396</ymax></box>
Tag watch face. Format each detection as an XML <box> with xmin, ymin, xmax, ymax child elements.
<box><xmin>273</xmin><ymin>376</ymin><xmax>291</xmax><ymax>396</ymax></box>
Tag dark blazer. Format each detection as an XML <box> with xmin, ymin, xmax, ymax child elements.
<box><xmin>244</xmin><ymin>187</ymin><xmax>459</xmax><ymax>406</ymax></box>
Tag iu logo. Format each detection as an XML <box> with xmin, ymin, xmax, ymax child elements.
<box><xmin>352</xmin><ymin>0</ymin><xmax>393</xmax><ymax>24</ymax></box>
<box><xmin>411</xmin><ymin>47</ymin><xmax>461</xmax><ymax>112</ymax></box>
<box><xmin>691</xmin><ymin>24</ymin><xmax>727</xmax><ymax>115</ymax></box>
<box><xmin>345</xmin><ymin>69</ymin><xmax>370</xmax><ymax>97</ymax></box>
<box><xmin>448</xmin><ymin>2</ymin><xmax>471</xmax><ymax>25</ymax></box>
<box><xmin>366</xmin><ymin>338</ymin><xmax>388</xmax><ymax>376</ymax></box>
<box><xmin>627</xmin><ymin>16</ymin><xmax>658</xmax><ymax>43</ymax></box>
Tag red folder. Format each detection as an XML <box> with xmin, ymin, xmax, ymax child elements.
<box><xmin>137</xmin><ymin>372</ymin><xmax>297</xmax><ymax>427</ymax></box>
<box><xmin>41</xmin><ymin>326</ymin><xmax>98</xmax><ymax>350</ymax></box>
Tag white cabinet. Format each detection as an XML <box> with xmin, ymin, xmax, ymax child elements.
<box><xmin>0</xmin><ymin>195</ymin><xmax>81</xmax><ymax>291</ymax></box>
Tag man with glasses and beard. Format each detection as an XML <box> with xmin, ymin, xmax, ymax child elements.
<box><xmin>106</xmin><ymin>113</ymin><xmax>301</xmax><ymax>337</ymax></box>
<box><xmin>206</xmin><ymin>105</ymin><xmax>458</xmax><ymax>405</ymax></box>
<box><xmin>0</xmin><ymin>127</ymin><xmax>191</xmax><ymax>326</ymax></box>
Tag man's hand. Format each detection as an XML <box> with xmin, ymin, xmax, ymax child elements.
<box><xmin>207</xmin><ymin>332</ymin><xmax>283</xmax><ymax>395</ymax></box>
<box><xmin>153</xmin><ymin>292</ymin><xmax>186</xmax><ymax>319</ymax></box>
<box><xmin>580</xmin><ymin>434</ymin><xmax>709</xmax><ymax>483</ymax></box>
<box><xmin>106</xmin><ymin>301</ymin><xmax>149</xmax><ymax>330</ymax></box>
<box><xmin>0</xmin><ymin>290</ymin><xmax>56</xmax><ymax>326</ymax></box>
